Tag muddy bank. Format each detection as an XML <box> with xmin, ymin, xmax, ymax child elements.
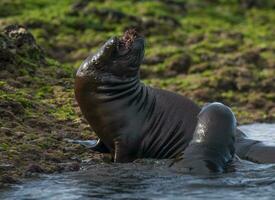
<box><xmin>0</xmin><ymin>25</ymin><xmax>106</xmax><ymax>187</ymax></box>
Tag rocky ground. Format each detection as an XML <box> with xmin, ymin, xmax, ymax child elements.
<box><xmin>0</xmin><ymin>25</ymin><xmax>105</xmax><ymax>187</ymax></box>
<box><xmin>0</xmin><ymin>0</ymin><xmax>274</xmax><ymax>186</ymax></box>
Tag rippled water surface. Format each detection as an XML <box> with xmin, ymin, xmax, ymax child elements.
<box><xmin>1</xmin><ymin>123</ymin><xmax>275</xmax><ymax>200</ymax></box>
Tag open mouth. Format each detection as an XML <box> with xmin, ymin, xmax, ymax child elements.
<box><xmin>89</xmin><ymin>29</ymin><xmax>143</xmax><ymax>68</ymax></box>
<box><xmin>116</xmin><ymin>29</ymin><xmax>141</xmax><ymax>56</ymax></box>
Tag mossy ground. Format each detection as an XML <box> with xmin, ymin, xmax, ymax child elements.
<box><xmin>0</xmin><ymin>0</ymin><xmax>274</xmax><ymax>185</ymax></box>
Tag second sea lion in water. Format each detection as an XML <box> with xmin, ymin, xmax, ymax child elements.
<box><xmin>170</xmin><ymin>103</ymin><xmax>236</xmax><ymax>173</ymax></box>
<box><xmin>75</xmin><ymin>29</ymin><xmax>275</xmax><ymax>173</ymax></box>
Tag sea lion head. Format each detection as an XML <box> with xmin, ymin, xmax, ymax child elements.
<box><xmin>76</xmin><ymin>29</ymin><xmax>145</xmax><ymax>79</ymax></box>
<box><xmin>193</xmin><ymin>102</ymin><xmax>237</xmax><ymax>145</ymax></box>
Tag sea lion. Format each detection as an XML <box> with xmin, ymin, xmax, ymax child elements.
<box><xmin>74</xmin><ymin>29</ymin><xmax>275</xmax><ymax>172</ymax></box>
<box><xmin>75</xmin><ymin>29</ymin><xmax>200</xmax><ymax>163</ymax></box>
<box><xmin>170</xmin><ymin>103</ymin><xmax>236</xmax><ymax>173</ymax></box>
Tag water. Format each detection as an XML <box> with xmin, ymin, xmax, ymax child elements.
<box><xmin>1</xmin><ymin>123</ymin><xmax>275</xmax><ymax>200</ymax></box>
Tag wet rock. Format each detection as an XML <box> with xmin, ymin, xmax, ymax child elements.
<box><xmin>4</xmin><ymin>24</ymin><xmax>36</xmax><ymax>47</ymax></box>
<box><xmin>25</xmin><ymin>164</ymin><xmax>44</xmax><ymax>173</ymax></box>
<box><xmin>58</xmin><ymin>162</ymin><xmax>80</xmax><ymax>172</ymax></box>
<box><xmin>167</xmin><ymin>54</ymin><xmax>192</xmax><ymax>74</ymax></box>
<box><xmin>2</xmin><ymin>24</ymin><xmax>45</xmax><ymax>65</ymax></box>
<box><xmin>1</xmin><ymin>24</ymin><xmax>45</xmax><ymax>74</ymax></box>
<box><xmin>1</xmin><ymin>175</ymin><xmax>19</xmax><ymax>184</ymax></box>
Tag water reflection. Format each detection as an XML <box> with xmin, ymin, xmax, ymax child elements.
<box><xmin>1</xmin><ymin>123</ymin><xmax>275</xmax><ymax>200</ymax></box>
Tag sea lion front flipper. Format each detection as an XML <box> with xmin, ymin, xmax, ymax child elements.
<box><xmin>66</xmin><ymin>139</ymin><xmax>110</xmax><ymax>153</ymax></box>
<box><xmin>88</xmin><ymin>139</ymin><xmax>110</xmax><ymax>153</ymax></box>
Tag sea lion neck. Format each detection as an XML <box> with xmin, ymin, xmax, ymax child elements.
<box><xmin>94</xmin><ymin>72</ymin><xmax>140</xmax><ymax>85</ymax></box>
<box><xmin>75</xmin><ymin>71</ymin><xmax>141</xmax><ymax>102</ymax></box>
<box><xmin>93</xmin><ymin>73</ymin><xmax>141</xmax><ymax>94</ymax></box>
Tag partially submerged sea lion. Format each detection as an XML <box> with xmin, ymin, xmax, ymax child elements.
<box><xmin>170</xmin><ymin>103</ymin><xmax>236</xmax><ymax>173</ymax></box>
<box><xmin>75</xmin><ymin>30</ymin><xmax>275</xmax><ymax>173</ymax></box>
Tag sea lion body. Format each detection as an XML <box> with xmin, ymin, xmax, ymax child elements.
<box><xmin>75</xmin><ymin>33</ymin><xmax>202</xmax><ymax>162</ymax></box>
<box><xmin>75</xmin><ymin>73</ymin><xmax>200</xmax><ymax>161</ymax></box>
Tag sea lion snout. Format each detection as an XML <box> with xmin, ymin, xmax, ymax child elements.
<box><xmin>108</xmin><ymin>29</ymin><xmax>145</xmax><ymax>77</ymax></box>
<box><xmin>97</xmin><ymin>29</ymin><xmax>145</xmax><ymax>66</ymax></box>
<box><xmin>76</xmin><ymin>37</ymin><xmax>118</xmax><ymax>77</ymax></box>
<box><xmin>77</xmin><ymin>29</ymin><xmax>145</xmax><ymax>78</ymax></box>
<box><xmin>92</xmin><ymin>37</ymin><xmax>118</xmax><ymax>66</ymax></box>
